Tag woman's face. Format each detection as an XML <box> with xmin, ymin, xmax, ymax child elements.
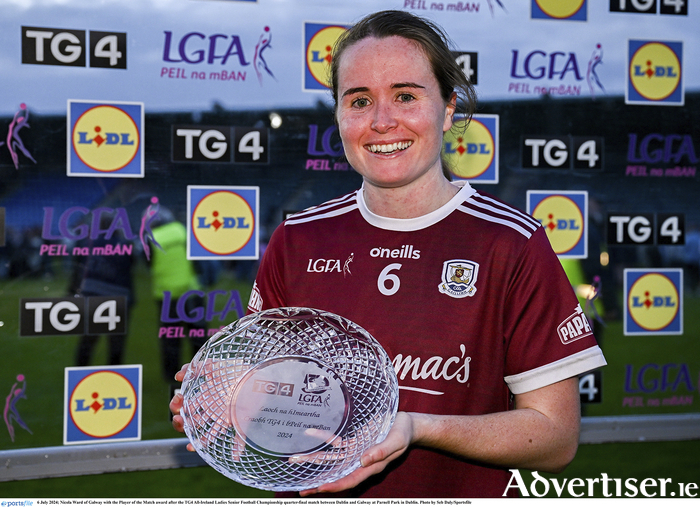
<box><xmin>335</xmin><ymin>36</ymin><xmax>455</xmax><ymax>191</ymax></box>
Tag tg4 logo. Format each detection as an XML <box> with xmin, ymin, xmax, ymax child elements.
<box><xmin>521</xmin><ymin>135</ymin><xmax>604</xmax><ymax>170</ymax></box>
<box><xmin>607</xmin><ymin>213</ymin><xmax>684</xmax><ymax>245</ymax></box>
<box><xmin>172</xmin><ymin>125</ymin><xmax>268</xmax><ymax>164</ymax></box>
<box><xmin>20</xmin><ymin>296</ymin><xmax>127</xmax><ymax>336</ymax></box>
<box><xmin>22</xmin><ymin>26</ymin><xmax>126</xmax><ymax>68</ymax></box>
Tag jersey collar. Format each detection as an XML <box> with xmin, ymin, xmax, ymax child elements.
<box><xmin>357</xmin><ymin>180</ymin><xmax>476</xmax><ymax>231</ymax></box>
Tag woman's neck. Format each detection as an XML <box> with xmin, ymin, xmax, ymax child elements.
<box><xmin>362</xmin><ymin>173</ymin><xmax>459</xmax><ymax>219</ymax></box>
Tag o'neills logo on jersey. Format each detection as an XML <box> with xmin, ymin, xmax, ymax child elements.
<box><xmin>438</xmin><ymin>259</ymin><xmax>479</xmax><ymax>298</ymax></box>
<box><xmin>68</xmin><ymin>100</ymin><xmax>144</xmax><ymax>177</ymax></box>
<box><xmin>64</xmin><ymin>365</ymin><xmax>141</xmax><ymax>445</ymax></box>
<box><xmin>369</xmin><ymin>245</ymin><xmax>420</xmax><ymax>260</ymax></box>
<box><xmin>557</xmin><ymin>304</ymin><xmax>593</xmax><ymax>345</ymax></box>
<box><xmin>188</xmin><ymin>185</ymin><xmax>259</xmax><ymax>260</ymax></box>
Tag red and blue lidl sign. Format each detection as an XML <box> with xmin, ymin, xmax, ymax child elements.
<box><xmin>624</xmin><ymin>268</ymin><xmax>683</xmax><ymax>336</ymax></box>
<box><xmin>68</xmin><ymin>100</ymin><xmax>144</xmax><ymax>177</ymax></box>
<box><xmin>443</xmin><ymin>114</ymin><xmax>499</xmax><ymax>184</ymax></box>
<box><xmin>304</xmin><ymin>23</ymin><xmax>348</xmax><ymax>91</ymax></box>
<box><xmin>64</xmin><ymin>365</ymin><xmax>142</xmax><ymax>445</ymax></box>
<box><xmin>627</xmin><ymin>40</ymin><xmax>684</xmax><ymax>106</ymax></box>
<box><xmin>187</xmin><ymin>185</ymin><xmax>259</xmax><ymax>260</ymax></box>
<box><xmin>531</xmin><ymin>0</ymin><xmax>587</xmax><ymax>21</ymax></box>
<box><xmin>527</xmin><ymin>190</ymin><xmax>588</xmax><ymax>258</ymax></box>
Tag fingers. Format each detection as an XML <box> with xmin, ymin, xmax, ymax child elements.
<box><xmin>169</xmin><ymin>392</ymin><xmax>183</xmax><ymax>413</ymax></box>
<box><xmin>299</xmin><ymin>459</ymin><xmax>388</xmax><ymax>496</ymax></box>
<box><xmin>174</xmin><ymin>363</ymin><xmax>190</xmax><ymax>382</ymax></box>
<box><xmin>169</xmin><ymin>363</ymin><xmax>188</xmax><ymax>426</ymax></box>
<box><xmin>172</xmin><ymin>414</ymin><xmax>194</xmax><ymax>452</ymax></box>
<box><xmin>299</xmin><ymin>412</ymin><xmax>414</xmax><ymax>496</ymax></box>
<box><xmin>172</xmin><ymin>413</ymin><xmax>185</xmax><ymax>432</ymax></box>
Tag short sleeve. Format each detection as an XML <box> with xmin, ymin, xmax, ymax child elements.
<box><xmin>502</xmin><ymin>227</ymin><xmax>606</xmax><ymax>394</ymax></box>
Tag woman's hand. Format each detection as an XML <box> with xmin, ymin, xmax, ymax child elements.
<box><xmin>299</xmin><ymin>411</ymin><xmax>415</xmax><ymax>496</ymax></box>
<box><xmin>297</xmin><ymin>377</ymin><xmax>581</xmax><ymax>495</ymax></box>
<box><xmin>169</xmin><ymin>363</ymin><xmax>194</xmax><ymax>451</ymax></box>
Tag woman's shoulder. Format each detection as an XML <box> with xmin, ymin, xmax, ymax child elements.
<box><xmin>282</xmin><ymin>189</ymin><xmax>360</xmax><ymax>228</ymax></box>
<box><xmin>456</xmin><ymin>186</ymin><xmax>542</xmax><ymax>241</ymax></box>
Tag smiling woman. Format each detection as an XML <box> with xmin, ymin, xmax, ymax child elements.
<box><xmin>170</xmin><ymin>9</ymin><xmax>606</xmax><ymax>498</ymax></box>
<box><xmin>330</xmin><ymin>12</ymin><xmax>477</xmax><ymax>219</ymax></box>
<box><xmin>334</xmin><ymin>35</ymin><xmax>457</xmax><ymax>217</ymax></box>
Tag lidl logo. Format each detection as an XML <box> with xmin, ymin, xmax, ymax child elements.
<box><xmin>64</xmin><ymin>365</ymin><xmax>141</xmax><ymax>445</ymax></box>
<box><xmin>188</xmin><ymin>185</ymin><xmax>259</xmax><ymax>260</ymax></box>
<box><xmin>627</xmin><ymin>40</ymin><xmax>683</xmax><ymax>106</ymax></box>
<box><xmin>304</xmin><ymin>23</ymin><xmax>348</xmax><ymax>91</ymax></box>
<box><xmin>68</xmin><ymin>100</ymin><xmax>144</xmax><ymax>177</ymax></box>
<box><xmin>443</xmin><ymin>114</ymin><xmax>499</xmax><ymax>184</ymax></box>
<box><xmin>624</xmin><ymin>268</ymin><xmax>682</xmax><ymax>336</ymax></box>
<box><xmin>527</xmin><ymin>190</ymin><xmax>587</xmax><ymax>258</ymax></box>
<box><xmin>531</xmin><ymin>0</ymin><xmax>586</xmax><ymax>20</ymax></box>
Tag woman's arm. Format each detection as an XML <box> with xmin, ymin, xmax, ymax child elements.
<box><xmin>300</xmin><ymin>376</ymin><xmax>581</xmax><ymax>496</ymax></box>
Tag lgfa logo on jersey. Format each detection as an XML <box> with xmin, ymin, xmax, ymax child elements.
<box><xmin>624</xmin><ymin>268</ymin><xmax>683</xmax><ymax>336</ymax></box>
<box><xmin>64</xmin><ymin>365</ymin><xmax>141</xmax><ymax>445</ymax></box>
<box><xmin>531</xmin><ymin>0</ymin><xmax>586</xmax><ymax>20</ymax></box>
<box><xmin>443</xmin><ymin>114</ymin><xmax>499</xmax><ymax>184</ymax></box>
<box><xmin>527</xmin><ymin>190</ymin><xmax>587</xmax><ymax>258</ymax></box>
<box><xmin>304</xmin><ymin>23</ymin><xmax>348</xmax><ymax>91</ymax></box>
<box><xmin>438</xmin><ymin>259</ymin><xmax>479</xmax><ymax>299</ymax></box>
<box><xmin>68</xmin><ymin>100</ymin><xmax>144</xmax><ymax>177</ymax></box>
<box><xmin>627</xmin><ymin>40</ymin><xmax>683</xmax><ymax>106</ymax></box>
<box><xmin>188</xmin><ymin>185</ymin><xmax>259</xmax><ymax>260</ymax></box>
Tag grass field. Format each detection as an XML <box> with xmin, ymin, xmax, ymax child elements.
<box><xmin>2</xmin><ymin>439</ymin><xmax>699</xmax><ymax>498</ymax></box>
<box><xmin>1</xmin><ymin>259</ymin><xmax>698</xmax><ymax>498</ymax></box>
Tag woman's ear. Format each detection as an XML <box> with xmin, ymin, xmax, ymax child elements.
<box><xmin>443</xmin><ymin>92</ymin><xmax>458</xmax><ymax>132</ymax></box>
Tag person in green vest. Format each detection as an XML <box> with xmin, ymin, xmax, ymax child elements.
<box><xmin>148</xmin><ymin>208</ymin><xmax>207</xmax><ymax>389</ymax></box>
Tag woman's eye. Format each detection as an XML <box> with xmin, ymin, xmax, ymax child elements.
<box><xmin>352</xmin><ymin>97</ymin><xmax>369</xmax><ymax>108</ymax></box>
<box><xmin>398</xmin><ymin>93</ymin><xmax>415</xmax><ymax>103</ymax></box>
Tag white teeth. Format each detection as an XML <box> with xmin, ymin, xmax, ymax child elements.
<box><xmin>368</xmin><ymin>141</ymin><xmax>413</xmax><ymax>154</ymax></box>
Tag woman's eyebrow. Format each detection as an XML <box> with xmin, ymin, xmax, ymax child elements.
<box><xmin>391</xmin><ymin>82</ymin><xmax>425</xmax><ymax>90</ymax></box>
<box><xmin>341</xmin><ymin>86</ymin><xmax>369</xmax><ymax>98</ymax></box>
<box><xmin>342</xmin><ymin>82</ymin><xmax>425</xmax><ymax>98</ymax></box>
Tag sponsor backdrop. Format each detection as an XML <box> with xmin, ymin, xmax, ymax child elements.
<box><xmin>0</xmin><ymin>0</ymin><xmax>698</xmax><ymax>474</ymax></box>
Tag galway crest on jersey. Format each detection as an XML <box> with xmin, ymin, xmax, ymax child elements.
<box><xmin>438</xmin><ymin>259</ymin><xmax>479</xmax><ymax>299</ymax></box>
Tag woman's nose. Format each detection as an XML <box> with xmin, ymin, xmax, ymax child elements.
<box><xmin>371</xmin><ymin>102</ymin><xmax>398</xmax><ymax>133</ymax></box>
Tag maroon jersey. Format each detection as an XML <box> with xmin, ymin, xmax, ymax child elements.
<box><xmin>249</xmin><ymin>181</ymin><xmax>606</xmax><ymax>498</ymax></box>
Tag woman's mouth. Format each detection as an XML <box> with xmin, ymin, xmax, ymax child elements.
<box><xmin>366</xmin><ymin>141</ymin><xmax>413</xmax><ymax>154</ymax></box>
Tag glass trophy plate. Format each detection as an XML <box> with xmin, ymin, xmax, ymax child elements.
<box><xmin>179</xmin><ymin>307</ymin><xmax>399</xmax><ymax>492</ymax></box>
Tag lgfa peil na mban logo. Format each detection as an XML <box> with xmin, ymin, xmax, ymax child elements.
<box><xmin>438</xmin><ymin>259</ymin><xmax>479</xmax><ymax>298</ymax></box>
